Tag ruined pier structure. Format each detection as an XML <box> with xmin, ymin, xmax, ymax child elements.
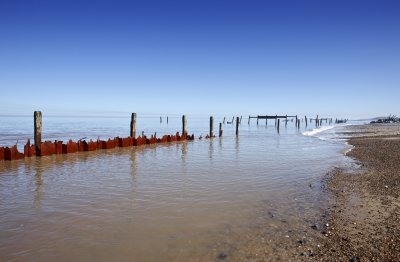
<box><xmin>0</xmin><ymin>112</ymin><xmax>337</xmax><ymax>161</ymax></box>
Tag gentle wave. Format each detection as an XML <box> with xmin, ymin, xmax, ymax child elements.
<box><xmin>302</xmin><ymin>125</ymin><xmax>335</xmax><ymax>137</ymax></box>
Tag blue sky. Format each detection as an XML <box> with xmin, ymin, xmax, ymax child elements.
<box><xmin>0</xmin><ymin>0</ymin><xmax>399</xmax><ymax>118</ymax></box>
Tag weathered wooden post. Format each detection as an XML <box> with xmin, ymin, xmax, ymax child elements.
<box><xmin>219</xmin><ymin>123</ymin><xmax>223</xmax><ymax>137</ymax></box>
<box><xmin>240</xmin><ymin>115</ymin><xmax>242</xmax><ymax>124</ymax></box>
<box><xmin>223</xmin><ymin>117</ymin><xmax>226</xmax><ymax>124</ymax></box>
<box><xmin>285</xmin><ymin>115</ymin><xmax>288</xmax><ymax>127</ymax></box>
<box><xmin>182</xmin><ymin>115</ymin><xmax>187</xmax><ymax>135</ymax></box>
<box><xmin>277</xmin><ymin>118</ymin><xmax>280</xmax><ymax>131</ymax></box>
<box><xmin>130</xmin><ymin>113</ymin><xmax>137</xmax><ymax>138</ymax></box>
<box><xmin>236</xmin><ymin>117</ymin><xmax>239</xmax><ymax>136</ymax></box>
<box><xmin>210</xmin><ymin>116</ymin><xmax>214</xmax><ymax>137</ymax></box>
<box><xmin>257</xmin><ymin>117</ymin><xmax>259</xmax><ymax>125</ymax></box>
<box><xmin>248</xmin><ymin>116</ymin><xmax>250</xmax><ymax>125</ymax></box>
<box><xmin>160</xmin><ymin>116</ymin><xmax>162</xmax><ymax>123</ymax></box>
<box><xmin>34</xmin><ymin>111</ymin><xmax>42</xmax><ymax>147</ymax></box>
<box><xmin>305</xmin><ymin>116</ymin><xmax>308</xmax><ymax>127</ymax></box>
<box><xmin>167</xmin><ymin>116</ymin><xmax>169</xmax><ymax>124</ymax></box>
<box><xmin>298</xmin><ymin>119</ymin><xmax>300</xmax><ymax>129</ymax></box>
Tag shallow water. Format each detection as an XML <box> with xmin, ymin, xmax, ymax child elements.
<box><xmin>0</xmin><ymin>115</ymin><xmax>353</xmax><ymax>261</ymax></box>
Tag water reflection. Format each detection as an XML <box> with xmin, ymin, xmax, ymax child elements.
<box><xmin>33</xmin><ymin>158</ymin><xmax>43</xmax><ymax>210</ymax></box>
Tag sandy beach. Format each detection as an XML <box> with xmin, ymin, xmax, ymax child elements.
<box><xmin>318</xmin><ymin>124</ymin><xmax>400</xmax><ymax>260</ymax></box>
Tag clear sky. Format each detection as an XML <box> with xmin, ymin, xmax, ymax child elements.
<box><xmin>0</xmin><ymin>0</ymin><xmax>399</xmax><ymax>118</ymax></box>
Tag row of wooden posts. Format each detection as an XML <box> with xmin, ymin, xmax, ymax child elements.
<box><xmin>0</xmin><ymin>111</ymin><xmax>339</xmax><ymax>161</ymax></box>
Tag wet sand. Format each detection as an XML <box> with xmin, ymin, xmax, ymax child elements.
<box><xmin>319</xmin><ymin>124</ymin><xmax>400</xmax><ymax>260</ymax></box>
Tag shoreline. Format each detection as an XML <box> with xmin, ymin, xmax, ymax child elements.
<box><xmin>318</xmin><ymin>123</ymin><xmax>400</xmax><ymax>260</ymax></box>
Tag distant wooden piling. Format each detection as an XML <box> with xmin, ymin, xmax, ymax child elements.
<box><xmin>240</xmin><ymin>115</ymin><xmax>242</xmax><ymax>124</ymax></box>
<box><xmin>285</xmin><ymin>115</ymin><xmax>288</xmax><ymax>127</ymax></box>
<box><xmin>305</xmin><ymin>116</ymin><xmax>308</xmax><ymax>127</ymax></box>
<box><xmin>167</xmin><ymin>116</ymin><xmax>169</xmax><ymax>124</ymax></box>
<box><xmin>130</xmin><ymin>113</ymin><xmax>137</xmax><ymax>138</ymax></box>
<box><xmin>236</xmin><ymin>117</ymin><xmax>239</xmax><ymax>136</ymax></box>
<box><xmin>182</xmin><ymin>115</ymin><xmax>187</xmax><ymax>135</ymax></box>
<box><xmin>34</xmin><ymin>111</ymin><xmax>42</xmax><ymax>147</ymax></box>
<box><xmin>210</xmin><ymin>116</ymin><xmax>214</xmax><ymax>137</ymax></box>
<box><xmin>248</xmin><ymin>115</ymin><xmax>250</xmax><ymax>125</ymax></box>
<box><xmin>277</xmin><ymin>119</ymin><xmax>280</xmax><ymax>131</ymax></box>
<box><xmin>223</xmin><ymin>117</ymin><xmax>226</xmax><ymax>124</ymax></box>
<box><xmin>257</xmin><ymin>118</ymin><xmax>259</xmax><ymax>125</ymax></box>
<box><xmin>295</xmin><ymin>115</ymin><xmax>298</xmax><ymax>126</ymax></box>
<box><xmin>160</xmin><ymin>116</ymin><xmax>162</xmax><ymax>123</ymax></box>
<box><xmin>219</xmin><ymin>123</ymin><xmax>223</xmax><ymax>137</ymax></box>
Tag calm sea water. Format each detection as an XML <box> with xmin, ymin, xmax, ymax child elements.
<box><xmin>0</xmin><ymin>115</ymin><xmax>357</xmax><ymax>261</ymax></box>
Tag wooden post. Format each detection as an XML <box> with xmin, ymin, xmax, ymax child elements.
<box><xmin>167</xmin><ymin>116</ymin><xmax>169</xmax><ymax>124</ymax></box>
<box><xmin>305</xmin><ymin>116</ymin><xmax>308</xmax><ymax>127</ymax></box>
<box><xmin>231</xmin><ymin>116</ymin><xmax>234</xmax><ymax>123</ymax></box>
<box><xmin>295</xmin><ymin>115</ymin><xmax>298</xmax><ymax>127</ymax></box>
<box><xmin>34</xmin><ymin>111</ymin><xmax>42</xmax><ymax>147</ymax></box>
<box><xmin>182</xmin><ymin>115</ymin><xmax>187</xmax><ymax>135</ymax></box>
<box><xmin>236</xmin><ymin>117</ymin><xmax>239</xmax><ymax>136</ymax></box>
<box><xmin>240</xmin><ymin>115</ymin><xmax>242</xmax><ymax>124</ymax></box>
<box><xmin>285</xmin><ymin>115</ymin><xmax>288</xmax><ymax>127</ymax></box>
<box><xmin>223</xmin><ymin>117</ymin><xmax>226</xmax><ymax>124</ymax></box>
<box><xmin>130</xmin><ymin>113</ymin><xmax>137</xmax><ymax>138</ymax></box>
<box><xmin>210</xmin><ymin>116</ymin><xmax>214</xmax><ymax>137</ymax></box>
<box><xmin>277</xmin><ymin>119</ymin><xmax>280</xmax><ymax>131</ymax></box>
<box><xmin>266</xmin><ymin>115</ymin><xmax>268</xmax><ymax>125</ymax></box>
<box><xmin>257</xmin><ymin>117</ymin><xmax>259</xmax><ymax>125</ymax></box>
<box><xmin>248</xmin><ymin>115</ymin><xmax>250</xmax><ymax>125</ymax></box>
<box><xmin>298</xmin><ymin>119</ymin><xmax>300</xmax><ymax>129</ymax></box>
<box><xmin>219</xmin><ymin>123</ymin><xmax>223</xmax><ymax>137</ymax></box>
<box><xmin>160</xmin><ymin>116</ymin><xmax>162</xmax><ymax>123</ymax></box>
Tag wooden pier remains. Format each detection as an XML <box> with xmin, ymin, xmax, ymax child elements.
<box><xmin>0</xmin><ymin>111</ymin><xmax>341</xmax><ymax>161</ymax></box>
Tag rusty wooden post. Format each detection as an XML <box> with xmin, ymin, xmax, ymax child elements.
<box><xmin>219</xmin><ymin>123</ymin><xmax>223</xmax><ymax>137</ymax></box>
<box><xmin>236</xmin><ymin>117</ymin><xmax>239</xmax><ymax>136</ymax></box>
<box><xmin>130</xmin><ymin>113</ymin><xmax>137</xmax><ymax>138</ymax></box>
<box><xmin>34</xmin><ymin>111</ymin><xmax>42</xmax><ymax>147</ymax></box>
<box><xmin>210</xmin><ymin>116</ymin><xmax>214</xmax><ymax>137</ymax></box>
<box><xmin>182</xmin><ymin>115</ymin><xmax>187</xmax><ymax>135</ymax></box>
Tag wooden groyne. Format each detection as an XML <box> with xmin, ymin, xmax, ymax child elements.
<box><xmin>0</xmin><ymin>112</ymin><xmax>341</xmax><ymax>161</ymax></box>
<box><xmin>0</xmin><ymin>112</ymin><xmax>195</xmax><ymax>161</ymax></box>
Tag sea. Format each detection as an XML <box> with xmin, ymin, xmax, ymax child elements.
<box><xmin>0</xmin><ymin>115</ymin><xmax>367</xmax><ymax>261</ymax></box>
